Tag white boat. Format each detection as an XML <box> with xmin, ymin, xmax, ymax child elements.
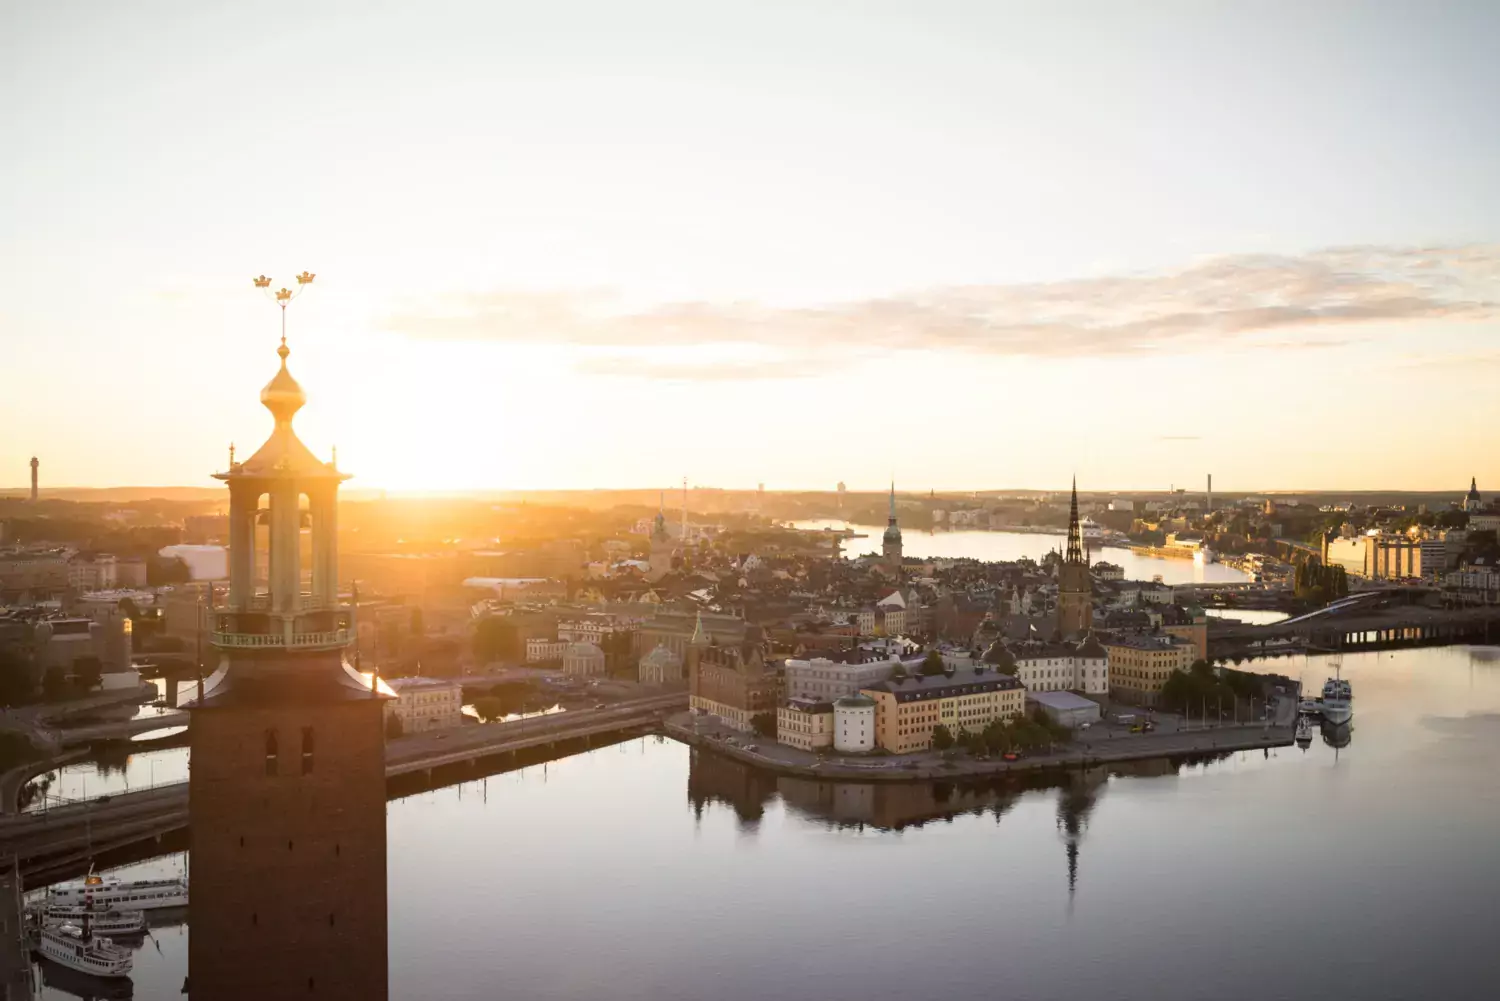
<box><xmin>31</xmin><ymin>921</ymin><xmax>133</xmax><ymax>978</ymax></box>
<box><xmin>30</xmin><ymin>902</ymin><xmax>146</xmax><ymax>937</ymax></box>
<box><xmin>1295</xmin><ymin>715</ymin><xmax>1314</xmax><ymax>748</ymax></box>
<box><xmin>1320</xmin><ymin>675</ymin><xmax>1353</xmax><ymax>725</ymax></box>
<box><xmin>50</xmin><ymin>868</ymin><xmax>188</xmax><ymax>911</ymax></box>
<box><xmin>1080</xmin><ymin>517</ymin><xmax>1104</xmax><ymax>547</ymax></box>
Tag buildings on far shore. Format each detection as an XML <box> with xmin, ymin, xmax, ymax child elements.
<box><xmin>385</xmin><ymin>676</ymin><xmax>465</xmax><ymax>733</ymax></box>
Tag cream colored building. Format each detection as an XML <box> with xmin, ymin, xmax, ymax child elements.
<box><xmin>777</xmin><ymin>698</ymin><xmax>834</xmax><ymax>751</ymax></box>
<box><xmin>562</xmin><ymin>641</ymin><xmax>607</xmax><ymax>677</ymax></box>
<box><xmin>1104</xmin><ymin>634</ymin><xmax>1196</xmax><ymax>706</ymax></box>
<box><xmin>862</xmin><ymin>668</ymin><xmax>1025</xmax><ymax>754</ymax></box>
<box><xmin>385</xmin><ymin>677</ymin><xmax>465</xmax><ymax>733</ymax></box>
<box><xmin>833</xmin><ymin>694</ymin><xmax>876</xmax><ymax>752</ymax></box>
<box><xmin>638</xmin><ymin>643</ymin><xmax>684</xmax><ymax>685</ymax></box>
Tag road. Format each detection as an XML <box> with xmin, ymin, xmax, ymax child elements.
<box><xmin>0</xmin><ymin>691</ymin><xmax>686</xmax><ymax>866</ymax></box>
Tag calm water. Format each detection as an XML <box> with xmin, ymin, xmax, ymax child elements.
<box><xmin>39</xmin><ymin>644</ymin><xmax>1500</xmax><ymax>1000</ymax></box>
<box><xmin>794</xmin><ymin>522</ymin><xmax>1250</xmax><ymax>585</ymax></box>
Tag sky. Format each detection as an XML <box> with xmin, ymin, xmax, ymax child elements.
<box><xmin>2</xmin><ymin>1</ymin><xmax>1498</xmax><ymax>495</ymax></box>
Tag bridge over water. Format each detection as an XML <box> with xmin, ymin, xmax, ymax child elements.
<box><xmin>1208</xmin><ymin>597</ymin><xmax>1500</xmax><ymax>658</ymax></box>
<box><xmin>0</xmin><ymin>692</ymin><xmax>685</xmax><ymax>883</ymax></box>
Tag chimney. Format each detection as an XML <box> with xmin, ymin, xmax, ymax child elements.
<box><xmin>29</xmin><ymin>457</ymin><xmax>38</xmax><ymax>504</ymax></box>
<box><xmin>1206</xmin><ymin>473</ymin><xmax>1212</xmax><ymax>515</ymax></box>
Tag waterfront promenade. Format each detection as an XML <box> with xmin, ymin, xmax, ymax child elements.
<box><xmin>666</xmin><ymin>692</ymin><xmax>1297</xmax><ymax>783</ymax></box>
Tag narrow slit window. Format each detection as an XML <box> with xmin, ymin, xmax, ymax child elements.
<box><xmin>264</xmin><ymin>729</ymin><xmax>278</xmax><ymax>777</ymax></box>
<box><xmin>301</xmin><ymin>726</ymin><xmax>315</xmax><ymax>774</ymax></box>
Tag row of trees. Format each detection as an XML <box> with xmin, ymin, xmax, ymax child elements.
<box><xmin>1158</xmin><ymin>660</ymin><xmax>1261</xmax><ymax>717</ymax></box>
<box><xmin>932</xmin><ymin>708</ymin><xmax>1071</xmax><ymax>756</ymax></box>
<box><xmin>1293</xmin><ymin>559</ymin><xmax>1350</xmax><ymax>604</ymax></box>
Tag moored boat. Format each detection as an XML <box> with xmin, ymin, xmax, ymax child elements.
<box><xmin>49</xmin><ymin>868</ymin><xmax>188</xmax><ymax>911</ymax></box>
<box><xmin>1320</xmin><ymin>676</ymin><xmax>1353</xmax><ymax>725</ymax></box>
<box><xmin>31</xmin><ymin>921</ymin><xmax>133</xmax><ymax>978</ymax></box>
<box><xmin>30</xmin><ymin>902</ymin><xmax>146</xmax><ymax>937</ymax></box>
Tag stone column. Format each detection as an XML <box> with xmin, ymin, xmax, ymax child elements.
<box><xmin>228</xmin><ymin>482</ymin><xmax>256</xmax><ymax>610</ymax></box>
<box><xmin>310</xmin><ymin>484</ymin><xmax>338</xmax><ymax>606</ymax></box>
<box><xmin>269</xmin><ymin>479</ymin><xmax>301</xmax><ymax>613</ymax></box>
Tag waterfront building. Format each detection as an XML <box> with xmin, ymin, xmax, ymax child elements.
<box><xmin>66</xmin><ymin>553</ymin><xmax>118</xmax><ymax>592</ymax></box>
<box><xmin>777</xmin><ymin>697</ymin><xmax>834</xmax><ymax>751</ymax></box>
<box><xmin>636</xmin><ymin>609</ymin><xmax>746</xmax><ymax>663</ymax></box>
<box><xmin>638</xmin><ymin>643</ymin><xmax>684</xmax><ymax>684</ymax></box>
<box><xmin>1057</xmin><ymin>479</ymin><xmax>1093</xmax><ymax>639</ymax></box>
<box><xmin>688</xmin><ymin>614</ymin><xmax>778</xmax><ymax>731</ymax></box>
<box><xmin>185</xmin><ymin>303</ymin><xmax>390</xmax><ymax>1000</ymax></box>
<box><xmin>562</xmin><ymin>641</ymin><xmax>607</xmax><ymax>677</ymax></box>
<box><xmin>1028</xmin><ymin>689</ymin><xmax>1102</xmax><ymax>729</ymax></box>
<box><xmin>1093</xmin><ymin>561</ymin><xmax>1125</xmax><ymax>581</ymax></box>
<box><xmin>882</xmin><ymin>481</ymin><xmax>903</xmax><ymax>575</ymax></box>
<box><xmin>862</xmin><ymin>667</ymin><xmax>1025</xmax><ymax>753</ymax></box>
<box><xmin>833</xmin><ymin>693</ymin><xmax>877</xmax><ymax>752</ymax></box>
<box><xmin>1158</xmin><ymin>605</ymin><xmax>1208</xmax><ymax>661</ymax></box>
<box><xmin>385</xmin><ymin>676</ymin><xmax>465</xmax><ymax>733</ymax></box>
<box><xmin>1104</xmin><ymin>633</ymin><xmax>1196</xmax><ymax>707</ymax></box>
<box><xmin>1325</xmin><ymin>532</ymin><xmax>1430</xmax><ymax>580</ymax></box>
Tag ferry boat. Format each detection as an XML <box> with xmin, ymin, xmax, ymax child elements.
<box><xmin>50</xmin><ymin>869</ymin><xmax>188</xmax><ymax>911</ymax></box>
<box><xmin>1080</xmin><ymin>517</ymin><xmax>1104</xmax><ymax>548</ymax></box>
<box><xmin>31</xmin><ymin>921</ymin><xmax>133</xmax><ymax>979</ymax></box>
<box><xmin>30</xmin><ymin>903</ymin><xmax>146</xmax><ymax>937</ymax></box>
<box><xmin>1320</xmin><ymin>675</ymin><xmax>1353</xmax><ymax>725</ymax></box>
<box><xmin>1294</xmin><ymin>715</ymin><xmax>1314</xmax><ymax>748</ymax></box>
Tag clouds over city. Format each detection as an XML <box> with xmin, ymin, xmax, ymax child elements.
<box><xmin>383</xmin><ymin>245</ymin><xmax>1500</xmax><ymax>379</ymax></box>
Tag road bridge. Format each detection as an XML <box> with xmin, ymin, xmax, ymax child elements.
<box><xmin>1209</xmin><ymin>602</ymin><xmax>1500</xmax><ymax>658</ymax></box>
<box><xmin>0</xmin><ymin>692</ymin><xmax>686</xmax><ymax>876</ymax></box>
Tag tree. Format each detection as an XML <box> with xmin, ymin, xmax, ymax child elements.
<box><xmin>472</xmin><ymin>696</ymin><xmax>506</xmax><ymax>723</ymax></box>
<box><xmin>42</xmin><ymin>666</ymin><xmax>69</xmax><ymax>702</ymax></box>
<box><xmin>472</xmin><ymin>618</ymin><xmax>521</xmax><ymax>664</ymax></box>
<box><xmin>384</xmin><ymin>713</ymin><xmax>404</xmax><ymax>740</ymax></box>
<box><xmin>0</xmin><ymin>647</ymin><xmax>35</xmax><ymax>707</ymax></box>
<box><xmin>751</xmin><ymin>712</ymin><xmax>777</xmax><ymax>739</ymax></box>
<box><xmin>931</xmin><ymin>723</ymin><xmax>955</xmax><ymax>750</ymax></box>
<box><xmin>920</xmin><ymin>651</ymin><xmax>946</xmax><ymax>677</ymax></box>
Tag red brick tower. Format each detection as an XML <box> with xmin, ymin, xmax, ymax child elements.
<box><xmin>1057</xmin><ymin>477</ymin><xmax>1093</xmax><ymax>639</ymax></box>
<box><xmin>185</xmin><ymin>274</ymin><xmax>391</xmax><ymax>1000</ymax></box>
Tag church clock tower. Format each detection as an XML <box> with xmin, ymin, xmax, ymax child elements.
<box><xmin>1057</xmin><ymin>477</ymin><xmax>1093</xmax><ymax>639</ymax></box>
<box><xmin>185</xmin><ymin>274</ymin><xmax>391</xmax><ymax>1000</ymax></box>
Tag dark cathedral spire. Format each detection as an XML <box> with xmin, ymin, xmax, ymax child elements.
<box><xmin>1065</xmin><ymin>476</ymin><xmax>1084</xmax><ymax>565</ymax></box>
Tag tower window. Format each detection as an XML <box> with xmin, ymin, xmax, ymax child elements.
<box><xmin>264</xmin><ymin>729</ymin><xmax>278</xmax><ymax>777</ymax></box>
<box><xmin>301</xmin><ymin>726</ymin><xmax>315</xmax><ymax>774</ymax></box>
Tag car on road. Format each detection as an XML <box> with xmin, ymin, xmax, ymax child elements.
<box><xmin>1130</xmin><ymin>724</ymin><xmax>1145</xmax><ymax>733</ymax></box>
<box><xmin>744</xmin><ymin>744</ymin><xmax>759</xmax><ymax>752</ymax></box>
<box><xmin>1002</xmin><ymin>752</ymin><xmax>1020</xmax><ymax>761</ymax></box>
<box><xmin>594</xmin><ymin>703</ymin><xmax>606</xmax><ymax>710</ymax></box>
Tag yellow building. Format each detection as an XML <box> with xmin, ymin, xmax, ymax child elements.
<box><xmin>861</xmin><ymin>668</ymin><xmax>1025</xmax><ymax>754</ymax></box>
<box><xmin>1104</xmin><ymin>634</ymin><xmax>1196</xmax><ymax>707</ymax></box>
<box><xmin>776</xmin><ymin>698</ymin><xmax>834</xmax><ymax>751</ymax></box>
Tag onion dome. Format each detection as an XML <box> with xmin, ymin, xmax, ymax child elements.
<box><xmin>260</xmin><ymin>340</ymin><xmax>307</xmax><ymax>426</ymax></box>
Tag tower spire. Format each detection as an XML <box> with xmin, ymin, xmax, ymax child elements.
<box><xmin>888</xmin><ymin>480</ymin><xmax>897</xmax><ymax>524</ymax></box>
<box><xmin>1066</xmin><ymin>476</ymin><xmax>1083</xmax><ymax>565</ymax></box>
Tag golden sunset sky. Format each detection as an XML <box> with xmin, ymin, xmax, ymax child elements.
<box><xmin>3</xmin><ymin>2</ymin><xmax>1498</xmax><ymax>493</ymax></box>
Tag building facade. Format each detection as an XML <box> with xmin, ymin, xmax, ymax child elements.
<box><xmin>862</xmin><ymin>668</ymin><xmax>1025</xmax><ymax>754</ymax></box>
<box><xmin>1104</xmin><ymin>634</ymin><xmax>1196</xmax><ymax>706</ymax></box>
<box><xmin>783</xmin><ymin>654</ymin><xmax>898</xmax><ymax>701</ymax></box>
<box><xmin>777</xmin><ymin>698</ymin><xmax>834</xmax><ymax>751</ymax></box>
<box><xmin>1010</xmin><ymin>634</ymin><xmax>1109</xmax><ymax>695</ymax></box>
<box><xmin>562</xmin><ymin>641</ymin><xmax>607</xmax><ymax>677</ymax></box>
<box><xmin>385</xmin><ymin>676</ymin><xmax>464</xmax><ymax>733</ymax></box>
<box><xmin>638</xmin><ymin>643</ymin><xmax>684</xmax><ymax>685</ymax></box>
<box><xmin>688</xmin><ymin>616</ymin><xmax>778</xmax><ymax>732</ymax></box>
<box><xmin>833</xmin><ymin>694</ymin><xmax>876</xmax><ymax>752</ymax></box>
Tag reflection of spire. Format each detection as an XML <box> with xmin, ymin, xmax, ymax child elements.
<box><xmin>1065</xmin><ymin>476</ymin><xmax>1083</xmax><ymax>565</ymax></box>
<box><xmin>690</xmin><ymin>610</ymin><xmax>708</xmax><ymax>646</ymax></box>
<box><xmin>1056</xmin><ymin>766</ymin><xmax>1105</xmax><ymax>904</ymax></box>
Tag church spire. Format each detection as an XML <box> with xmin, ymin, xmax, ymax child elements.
<box><xmin>888</xmin><ymin>480</ymin><xmax>897</xmax><ymax>525</ymax></box>
<box><xmin>1065</xmin><ymin>476</ymin><xmax>1084</xmax><ymax>565</ymax></box>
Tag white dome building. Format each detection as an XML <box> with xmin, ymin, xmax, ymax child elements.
<box><xmin>833</xmin><ymin>694</ymin><xmax>876</xmax><ymax>753</ymax></box>
<box><xmin>638</xmin><ymin>643</ymin><xmax>684</xmax><ymax>685</ymax></box>
<box><xmin>562</xmin><ymin>641</ymin><xmax>607</xmax><ymax>677</ymax></box>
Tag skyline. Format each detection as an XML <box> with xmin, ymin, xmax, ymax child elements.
<box><xmin>4</xmin><ymin>2</ymin><xmax>1499</xmax><ymax>492</ymax></box>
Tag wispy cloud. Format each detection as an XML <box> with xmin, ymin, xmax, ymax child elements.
<box><xmin>383</xmin><ymin>244</ymin><xmax>1500</xmax><ymax>379</ymax></box>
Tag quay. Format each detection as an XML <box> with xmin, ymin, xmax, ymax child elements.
<box><xmin>0</xmin><ymin>692</ymin><xmax>685</xmax><ymax>879</ymax></box>
<box><xmin>664</xmin><ymin>694</ymin><xmax>1297</xmax><ymax>784</ymax></box>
